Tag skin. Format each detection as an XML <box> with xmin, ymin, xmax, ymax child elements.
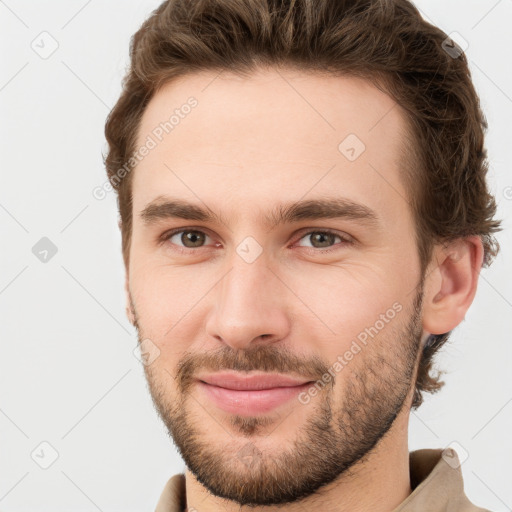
<box><xmin>124</xmin><ymin>67</ymin><xmax>483</xmax><ymax>512</ymax></box>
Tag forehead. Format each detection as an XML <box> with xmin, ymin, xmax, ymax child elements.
<box><xmin>132</xmin><ymin>67</ymin><xmax>409</xmax><ymax>225</ymax></box>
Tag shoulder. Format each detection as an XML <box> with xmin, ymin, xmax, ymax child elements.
<box><xmin>155</xmin><ymin>473</ymin><xmax>186</xmax><ymax>512</ymax></box>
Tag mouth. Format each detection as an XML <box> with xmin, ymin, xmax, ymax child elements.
<box><xmin>196</xmin><ymin>372</ymin><xmax>315</xmax><ymax>415</ymax></box>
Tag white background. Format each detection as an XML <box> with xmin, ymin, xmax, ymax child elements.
<box><xmin>0</xmin><ymin>1</ymin><xmax>511</xmax><ymax>510</ymax></box>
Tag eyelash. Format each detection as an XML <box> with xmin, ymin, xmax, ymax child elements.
<box><xmin>159</xmin><ymin>227</ymin><xmax>353</xmax><ymax>255</ymax></box>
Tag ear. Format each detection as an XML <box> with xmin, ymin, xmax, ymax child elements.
<box><xmin>125</xmin><ymin>273</ymin><xmax>136</xmax><ymax>326</ymax></box>
<box><xmin>422</xmin><ymin>236</ymin><xmax>484</xmax><ymax>335</ymax></box>
<box><xmin>119</xmin><ymin>217</ymin><xmax>135</xmax><ymax>326</ymax></box>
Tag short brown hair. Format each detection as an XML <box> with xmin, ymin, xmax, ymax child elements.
<box><xmin>104</xmin><ymin>0</ymin><xmax>502</xmax><ymax>409</ymax></box>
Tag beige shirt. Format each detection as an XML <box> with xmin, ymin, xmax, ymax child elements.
<box><xmin>155</xmin><ymin>448</ymin><xmax>492</xmax><ymax>512</ymax></box>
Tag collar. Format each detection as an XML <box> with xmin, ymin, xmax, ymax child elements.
<box><xmin>155</xmin><ymin>448</ymin><xmax>491</xmax><ymax>512</ymax></box>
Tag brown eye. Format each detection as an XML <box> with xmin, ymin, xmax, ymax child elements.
<box><xmin>180</xmin><ymin>230</ymin><xmax>206</xmax><ymax>248</ymax></box>
<box><xmin>294</xmin><ymin>230</ymin><xmax>353</xmax><ymax>254</ymax></box>
<box><xmin>308</xmin><ymin>232</ymin><xmax>338</xmax><ymax>248</ymax></box>
<box><xmin>297</xmin><ymin>231</ymin><xmax>341</xmax><ymax>249</ymax></box>
<box><xmin>162</xmin><ymin>229</ymin><xmax>212</xmax><ymax>249</ymax></box>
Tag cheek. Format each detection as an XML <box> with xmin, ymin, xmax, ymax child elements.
<box><xmin>281</xmin><ymin>261</ymin><xmax>406</xmax><ymax>352</ymax></box>
<box><xmin>130</xmin><ymin>264</ymin><xmax>218</xmax><ymax>337</ymax></box>
<box><xmin>130</xmin><ymin>244</ymin><xmax>415</xmax><ymax>361</ymax></box>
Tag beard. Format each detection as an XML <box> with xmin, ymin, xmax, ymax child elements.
<box><xmin>131</xmin><ymin>283</ymin><xmax>424</xmax><ymax>507</ymax></box>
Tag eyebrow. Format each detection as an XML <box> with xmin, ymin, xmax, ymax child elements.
<box><xmin>139</xmin><ymin>195</ymin><xmax>381</xmax><ymax>231</ymax></box>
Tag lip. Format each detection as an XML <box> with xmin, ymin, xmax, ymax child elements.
<box><xmin>196</xmin><ymin>372</ymin><xmax>314</xmax><ymax>416</ymax></box>
<box><xmin>197</xmin><ymin>371</ymin><xmax>312</xmax><ymax>390</ymax></box>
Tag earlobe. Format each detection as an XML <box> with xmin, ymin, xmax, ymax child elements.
<box><xmin>422</xmin><ymin>236</ymin><xmax>484</xmax><ymax>335</ymax></box>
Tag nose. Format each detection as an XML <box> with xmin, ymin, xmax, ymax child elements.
<box><xmin>205</xmin><ymin>254</ymin><xmax>291</xmax><ymax>350</ymax></box>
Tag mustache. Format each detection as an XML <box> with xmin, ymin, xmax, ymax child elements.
<box><xmin>173</xmin><ymin>344</ymin><xmax>330</xmax><ymax>394</ymax></box>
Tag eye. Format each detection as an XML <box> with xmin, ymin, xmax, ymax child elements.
<box><xmin>160</xmin><ymin>229</ymin><xmax>217</xmax><ymax>251</ymax></box>
<box><xmin>159</xmin><ymin>228</ymin><xmax>353</xmax><ymax>255</ymax></box>
<box><xmin>294</xmin><ymin>230</ymin><xmax>352</xmax><ymax>253</ymax></box>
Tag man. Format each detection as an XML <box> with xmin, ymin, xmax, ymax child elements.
<box><xmin>103</xmin><ymin>0</ymin><xmax>501</xmax><ymax>510</ymax></box>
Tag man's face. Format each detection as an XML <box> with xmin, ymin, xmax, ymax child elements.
<box><xmin>127</xmin><ymin>68</ymin><xmax>428</xmax><ymax>506</ymax></box>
